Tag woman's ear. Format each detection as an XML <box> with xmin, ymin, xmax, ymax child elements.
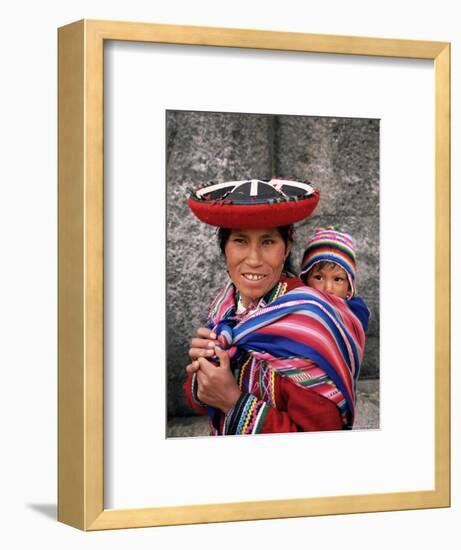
<box><xmin>285</xmin><ymin>241</ymin><xmax>293</xmax><ymax>259</ymax></box>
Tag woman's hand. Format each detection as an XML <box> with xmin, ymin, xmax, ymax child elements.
<box><xmin>186</xmin><ymin>347</ymin><xmax>242</xmax><ymax>413</ymax></box>
<box><xmin>188</xmin><ymin>327</ymin><xmax>217</xmax><ymax>361</ymax></box>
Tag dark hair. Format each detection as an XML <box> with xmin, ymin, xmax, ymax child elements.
<box><xmin>307</xmin><ymin>260</ymin><xmax>343</xmax><ymax>273</ymax></box>
<box><xmin>217</xmin><ymin>225</ymin><xmax>295</xmax><ymax>275</ymax></box>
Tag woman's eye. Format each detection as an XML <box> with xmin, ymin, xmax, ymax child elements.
<box><xmin>233</xmin><ymin>238</ymin><xmax>246</xmax><ymax>244</ymax></box>
<box><xmin>262</xmin><ymin>239</ymin><xmax>274</xmax><ymax>245</ymax></box>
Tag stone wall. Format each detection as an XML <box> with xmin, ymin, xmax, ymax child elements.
<box><xmin>166</xmin><ymin>110</ymin><xmax>379</xmax><ymax>418</ymax></box>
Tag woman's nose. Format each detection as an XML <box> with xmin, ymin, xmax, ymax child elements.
<box><xmin>246</xmin><ymin>245</ymin><xmax>262</xmax><ymax>265</ymax></box>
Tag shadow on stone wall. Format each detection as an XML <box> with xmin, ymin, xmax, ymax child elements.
<box><xmin>166</xmin><ymin>110</ymin><xmax>379</xmax><ymax>418</ymax></box>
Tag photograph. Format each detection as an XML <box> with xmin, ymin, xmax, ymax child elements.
<box><xmin>166</xmin><ymin>109</ymin><xmax>380</xmax><ymax>437</ymax></box>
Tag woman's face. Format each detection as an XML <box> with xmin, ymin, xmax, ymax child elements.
<box><xmin>224</xmin><ymin>228</ymin><xmax>291</xmax><ymax>308</ymax></box>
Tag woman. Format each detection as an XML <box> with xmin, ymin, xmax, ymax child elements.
<box><xmin>183</xmin><ymin>178</ymin><xmax>368</xmax><ymax>435</ymax></box>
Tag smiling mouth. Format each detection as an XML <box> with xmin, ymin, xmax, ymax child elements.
<box><xmin>242</xmin><ymin>273</ymin><xmax>266</xmax><ymax>281</ymax></box>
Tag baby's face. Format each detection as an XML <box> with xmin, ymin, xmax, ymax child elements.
<box><xmin>306</xmin><ymin>264</ymin><xmax>350</xmax><ymax>298</ymax></box>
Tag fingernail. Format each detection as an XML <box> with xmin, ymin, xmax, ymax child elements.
<box><xmin>210</xmin><ymin>332</ymin><xmax>216</xmax><ymax>339</ymax></box>
<box><xmin>207</xmin><ymin>349</ymin><xmax>214</xmax><ymax>356</ymax></box>
<box><xmin>208</xmin><ymin>341</ymin><xmax>215</xmax><ymax>348</ymax></box>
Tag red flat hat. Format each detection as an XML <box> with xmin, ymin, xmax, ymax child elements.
<box><xmin>187</xmin><ymin>178</ymin><xmax>320</xmax><ymax>228</ymax></box>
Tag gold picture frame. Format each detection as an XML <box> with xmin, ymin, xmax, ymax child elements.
<box><xmin>58</xmin><ymin>19</ymin><xmax>450</xmax><ymax>530</ymax></box>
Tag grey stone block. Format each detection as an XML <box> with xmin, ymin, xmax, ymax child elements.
<box><xmin>276</xmin><ymin>116</ymin><xmax>379</xmax><ymax>218</ymax></box>
<box><xmin>354</xmin><ymin>378</ymin><xmax>380</xmax><ymax>430</ymax></box>
<box><xmin>360</xmin><ymin>334</ymin><xmax>380</xmax><ymax>379</ymax></box>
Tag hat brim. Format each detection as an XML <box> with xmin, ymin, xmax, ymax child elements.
<box><xmin>188</xmin><ymin>189</ymin><xmax>320</xmax><ymax>229</ymax></box>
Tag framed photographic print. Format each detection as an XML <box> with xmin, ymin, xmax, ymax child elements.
<box><xmin>58</xmin><ymin>19</ymin><xmax>450</xmax><ymax>530</ymax></box>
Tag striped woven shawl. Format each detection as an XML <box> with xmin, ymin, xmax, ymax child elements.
<box><xmin>208</xmin><ymin>281</ymin><xmax>370</xmax><ymax>427</ymax></box>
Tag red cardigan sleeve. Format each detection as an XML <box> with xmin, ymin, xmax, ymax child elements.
<box><xmin>183</xmin><ymin>372</ymin><xmax>208</xmax><ymax>416</ymax></box>
<box><xmin>260</xmin><ymin>376</ymin><xmax>343</xmax><ymax>433</ymax></box>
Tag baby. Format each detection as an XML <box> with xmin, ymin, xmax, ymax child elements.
<box><xmin>298</xmin><ymin>225</ymin><xmax>371</xmax><ymax>426</ymax></box>
<box><xmin>299</xmin><ymin>226</ymin><xmax>358</xmax><ymax>300</ymax></box>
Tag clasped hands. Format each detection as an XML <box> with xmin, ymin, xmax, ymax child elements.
<box><xmin>186</xmin><ymin>327</ymin><xmax>242</xmax><ymax>413</ymax></box>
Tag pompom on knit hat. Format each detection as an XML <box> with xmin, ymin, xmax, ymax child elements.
<box><xmin>300</xmin><ymin>226</ymin><xmax>357</xmax><ymax>298</ymax></box>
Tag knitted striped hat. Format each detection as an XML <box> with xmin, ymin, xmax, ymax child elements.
<box><xmin>300</xmin><ymin>226</ymin><xmax>356</xmax><ymax>297</ymax></box>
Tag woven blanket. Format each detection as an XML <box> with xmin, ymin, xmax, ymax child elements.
<box><xmin>208</xmin><ymin>282</ymin><xmax>370</xmax><ymax>427</ymax></box>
